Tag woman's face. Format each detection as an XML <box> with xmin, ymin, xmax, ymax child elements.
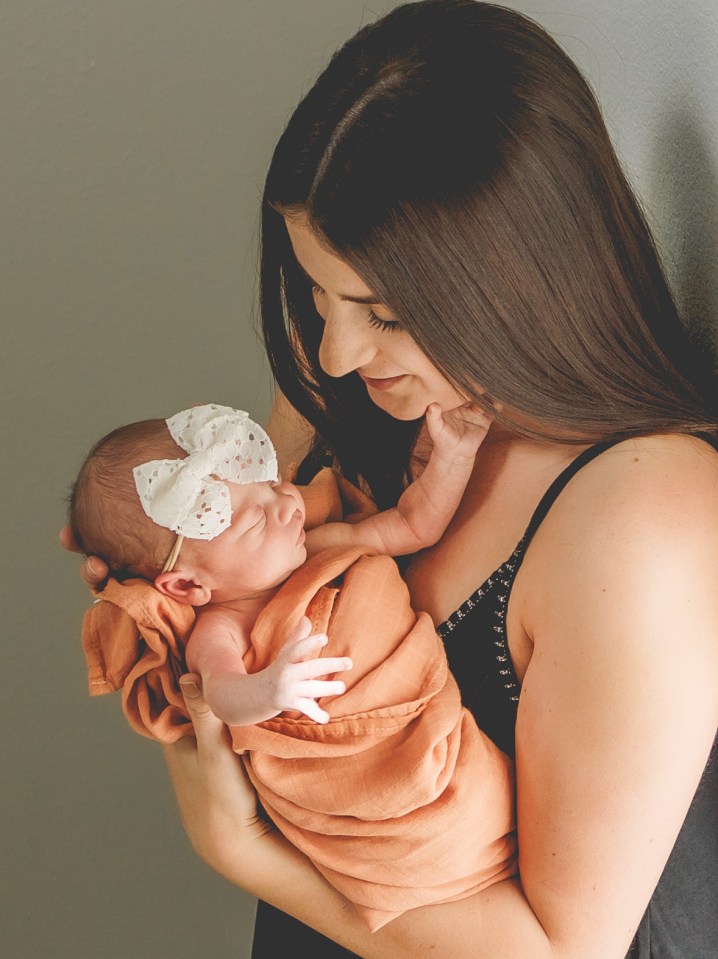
<box><xmin>284</xmin><ymin>214</ymin><xmax>467</xmax><ymax>421</ymax></box>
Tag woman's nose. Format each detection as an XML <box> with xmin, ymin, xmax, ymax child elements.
<box><xmin>318</xmin><ymin>305</ymin><xmax>377</xmax><ymax>378</ymax></box>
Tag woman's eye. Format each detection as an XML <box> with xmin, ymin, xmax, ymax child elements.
<box><xmin>310</xmin><ymin>280</ymin><xmax>400</xmax><ymax>332</ymax></box>
<box><xmin>368</xmin><ymin>310</ymin><xmax>402</xmax><ymax>333</ymax></box>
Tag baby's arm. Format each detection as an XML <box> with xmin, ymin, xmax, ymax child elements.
<box><xmin>186</xmin><ymin>612</ymin><xmax>352</xmax><ymax>726</ymax></box>
<box><xmin>306</xmin><ymin>403</ymin><xmax>490</xmax><ymax>557</ymax></box>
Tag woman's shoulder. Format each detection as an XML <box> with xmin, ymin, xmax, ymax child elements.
<box><xmin>520</xmin><ymin>432</ymin><xmax>718</xmax><ymax>629</ymax></box>
<box><xmin>592</xmin><ymin>430</ymin><xmax>718</xmax><ymax>478</ymax></box>
<box><xmin>545</xmin><ymin>432</ymin><xmax>718</xmax><ymax>541</ymax></box>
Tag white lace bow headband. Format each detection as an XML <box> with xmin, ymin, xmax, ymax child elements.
<box><xmin>133</xmin><ymin>404</ymin><xmax>278</xmax><ymax>548</ymax></box>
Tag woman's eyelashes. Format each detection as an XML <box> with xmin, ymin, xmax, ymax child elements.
<box><xmin>367</xmin><ymin>311</ymin><xmax>401</xmax><ymax>333</ymax></box>
<box><xmin>311</xmin><ymin>284</ymin><xmax>401</xmax><ymax>333</ymax></box>
<box><xmin>311</xmin><ymin>283</ymin><xmax>326</xmax><ymax>304</ymax></box>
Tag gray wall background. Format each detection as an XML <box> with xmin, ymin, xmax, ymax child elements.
<box><xmin>2</xmin><ymin>2</ymin><xmax>716</xmax><ymax>957</ymax></box>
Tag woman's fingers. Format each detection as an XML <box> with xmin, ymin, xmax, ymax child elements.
<box><xmin>163</xmin><ymin>675</ymin><xmax>271</xmax><ymax>867</ymax></box>
<box><xmin>59</xmin><ymin>524</ymin><xmax>81</xmax><ymax>553</ymax></box>
<box><xmin>60</xmin><ymin>523</ymin><xmax>109</xmax><ymax>588</ymax></box>
<box><xmin>80</xmin><ymin>555</ymin><xmax>109</xmax><ymax>589</ymax></box>
<box><xmin>178</xmin><ymin>675</ymin><xmax>233</xmax><ymax>756</ymax></box>
<box><xmin>170</xmin><ymin>675</ymin><xmax>261</xmax><ymax>820</ymax></box>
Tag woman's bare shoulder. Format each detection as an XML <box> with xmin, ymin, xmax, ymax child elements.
<box><xmin>532</xmin><ymin>432</ymin><xmax>718</xmax><ymax>558</ymax></box>
<box><xmin>517</xmin><ymin>430</ymin><xmax>718</xmax><ymax>694</ymax></box>
<box><xmin>587</xmin><ymin>431</ymin><xmax>718</xmax><ymax>488</ymax></box>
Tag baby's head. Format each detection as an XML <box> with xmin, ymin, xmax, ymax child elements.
<box><xmin>70</xmin><ymin>418</ymin><xmax>185</xmax><ymax>580</ymax></box>
<box><xmin>70</xmin><ymin>405</ymin><xmax>306</xmax><ymax>604</ymax></box>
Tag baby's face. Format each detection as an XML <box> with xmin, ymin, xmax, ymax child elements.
<box><xmin>192</xmin><ymin>478</ymin><xmax>307</xmax><ymax>601</ymax></box>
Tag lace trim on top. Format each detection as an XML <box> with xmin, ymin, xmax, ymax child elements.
<box><xmin>436</xmin><ymin>537</ymin><xmax>525</xmax><ymax>704</ymax></box>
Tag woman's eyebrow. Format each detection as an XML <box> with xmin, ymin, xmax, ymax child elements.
<box><xmin>296</xmin><ymin>263</ymin><xmax>381</xmax><ymax>305</ymax></box>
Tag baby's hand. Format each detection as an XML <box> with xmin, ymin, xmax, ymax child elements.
<box><xmin>264</xmin><ymin>623</ymin><xmax>352</xmax><ymax>724</ymax></box>
<box><xmin>425</xmin><ymin>402</ymin><xmax>491</xmax><ymax>461</ymax></box>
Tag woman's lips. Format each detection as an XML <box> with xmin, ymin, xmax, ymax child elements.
<box><xmin>358</xmin><ymin>373</ymin><xmax>407</xmax><ymax>391</ymax></box>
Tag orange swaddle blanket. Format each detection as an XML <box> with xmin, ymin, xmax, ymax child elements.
<box><xmin>81</xmin><ymin>470</ymin><xmax>517</xmax><ymax>930</ymax></box>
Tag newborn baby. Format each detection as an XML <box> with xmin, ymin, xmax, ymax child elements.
<box><xmin>70</xmin><ymin>402</ymin><xmax>488</xmax><ymax>727</ymax></box>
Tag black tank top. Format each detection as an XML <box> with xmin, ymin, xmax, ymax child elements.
<box><xmin>252</xmin><ymin>438</ymin><xmax>718</xmax><ymax>959</ymax></box>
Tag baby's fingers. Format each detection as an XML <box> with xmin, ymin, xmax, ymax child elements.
<box><xmin>296</xmin><ymin>679</ymin><xmax>347</xmax><ymax>699</ymax></box>
<box><xmin>294</xmin><ymin>699</ymin><xmax>330</xmax><ymax>724</ymax></box>
<box><xmin>295</xmin><ymin>656</ymin><xmax>353</xmax><ymax>679</ymax></box>
<box><xmin>456</xmin><ymin>402</ymin><xmax>492</xmax><ymax>428</ymax></box>
<box><xmin>282</xmin><ymin>630</ymin><xmax>329</xmax><ymax>663</ymax></box>
<box><xmin>424</xmin><ymin>402</ymin><xmax>444</xmax><ymax>441</ymax></box>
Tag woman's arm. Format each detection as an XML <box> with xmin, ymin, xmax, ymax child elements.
<box><xmin>512</xmin><ymin>435</ymin><xmax>718</xmax><ymax>957</ymax></box>
<box><xmin>166</xmin><ymin>677</ymin><xmax>553</xmax><ymax>959</ymax></box>
<box><xmin>164</xmin><ymin>436</ymin><xmax>718</xmax><ymax>959</ymax></box>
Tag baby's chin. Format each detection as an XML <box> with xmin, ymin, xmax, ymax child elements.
<box><xmin>287</xmin><ymin>544</ymin><xmax>308</xmax><ymax>578</ymax></box>
<box><xmin>266</xmin><ymin>545</ymin><xmax>309</xmax><ymax>590</ymax></box>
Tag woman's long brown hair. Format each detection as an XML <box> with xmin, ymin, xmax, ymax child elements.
<box><xmin>260</xmin><ymin>0</ymin><xmax>717</xmax><ymax>507</ymax></box>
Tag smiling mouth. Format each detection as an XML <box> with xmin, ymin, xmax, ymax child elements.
<box><xmin>358</xmin><ymin>373</ymin><xmax>407</xmax><ymax>391</ymax></box>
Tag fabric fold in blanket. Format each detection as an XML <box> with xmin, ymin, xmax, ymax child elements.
<box><xmin>81</xmin><ymin>468</ymin><xmax>517</xmax><ymax>930</ymax></box>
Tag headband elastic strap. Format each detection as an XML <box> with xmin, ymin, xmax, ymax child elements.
<box><xmin>161</xmin><ymin>534</ymin><xmax>185</xmax><ymax>574</ymax></box>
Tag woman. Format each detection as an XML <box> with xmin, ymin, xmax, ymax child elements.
<box><xmin>71</xmin><ymin>2</ymin><xmax>718</xmax><ymax>956</ymax></box>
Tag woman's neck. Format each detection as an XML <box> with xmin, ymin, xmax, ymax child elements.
<box><xmin>404</xmin><ymin>426</ymin><xmax>590</xmax><ymax>626</ymax></box>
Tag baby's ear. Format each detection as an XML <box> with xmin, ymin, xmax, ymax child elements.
<box><xmin>154</xmin><ymin>570</ymin><xmax>212</xmax><ymax>607</ymax></box>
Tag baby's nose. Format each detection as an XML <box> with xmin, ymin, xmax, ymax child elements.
<box><xmin>281</xmin><ymin>503</ymin><xmax>302</xmax><ymax>526</ymax></box>
<box><xmin>275</xmin><ymin>490</ymin><xmax>301</xmax><ymax>522</ymax></box>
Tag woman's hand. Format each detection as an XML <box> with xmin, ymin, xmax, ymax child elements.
<box><xmin>163</xmin><ymin>674</ymin><xmax>273</xmax><ymax>882</ymax></box>
<box><xmin>59</xmin><ymin>524</ymin><xmax>109</xmax><ymax>589</ymax></box>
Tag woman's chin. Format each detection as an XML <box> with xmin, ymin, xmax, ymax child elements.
<box><xmin>364</xmin><ymin>386</ymin><xmax>421</xmax><ymax>421</ymax></box>
<box><xmin>369</xmin><ymin>396</ymin><xmax>424</xmax><ymax>421</ymax></box>
<box><xmin>367</xmin><ymin>388</ymin><xmax>463</xmax><ymax>422</ymax></box>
